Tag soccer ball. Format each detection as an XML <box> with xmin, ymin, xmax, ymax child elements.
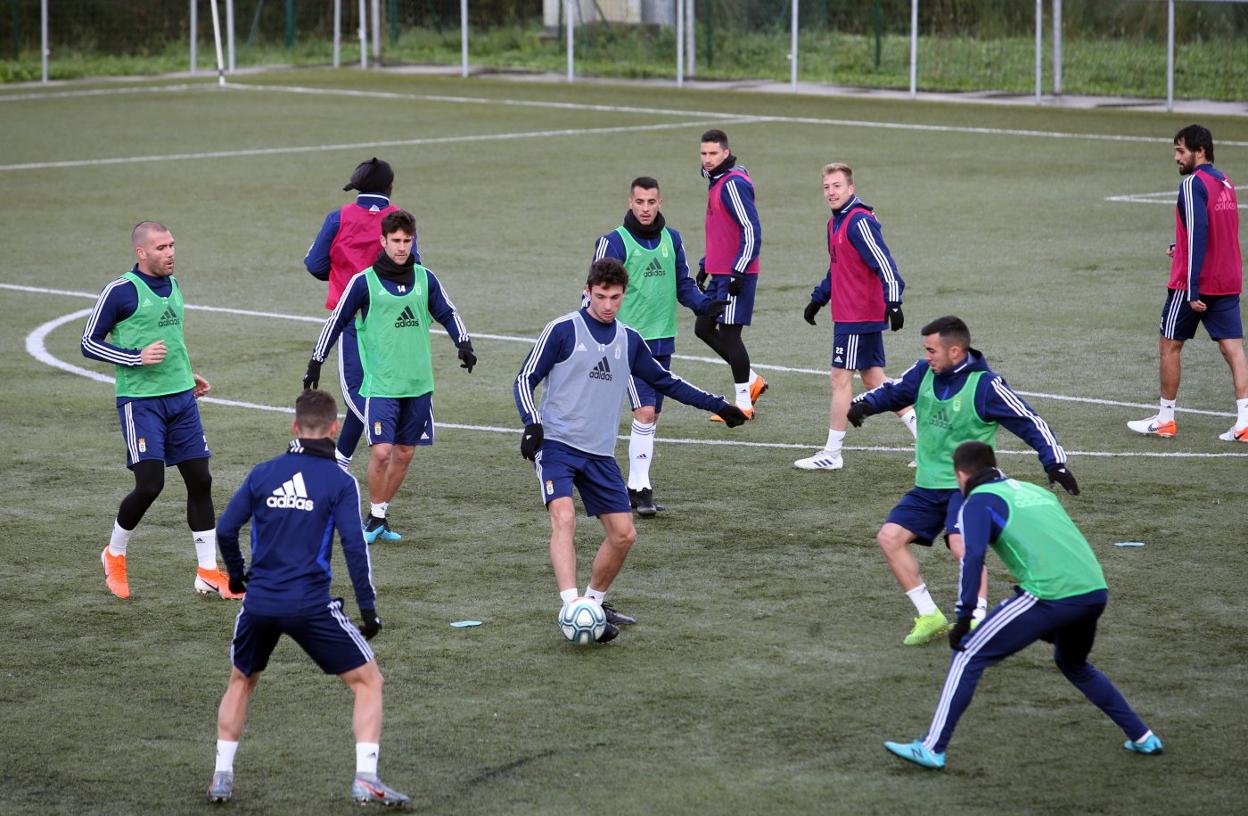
<box><xmin>558</xmin><ymin>597</ymin><xmax>606</xmax><ymax>645</ymax></box>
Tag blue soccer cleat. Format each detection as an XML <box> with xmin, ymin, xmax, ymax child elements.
<box><xmin>363</xmin><ymin>517</ymin><xmax>403</xmax><ymax>545</ymax></box>
<box><xmin>885</xmin><ymin>739</ymin><xmax>946</xmax><ymax>769</ymax></box>
<box><xmin>1124</xmin><ymin>733</ymin><xmax>1164</xmax><ymax>755</ymax></box>
<box><xmin>206</xmin><ymin>771</ymin><xmax>234</xmax><ymax>803</ymax></box>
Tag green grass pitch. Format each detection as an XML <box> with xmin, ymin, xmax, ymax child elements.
<box><xmin>0</xmin><ymin>71</ymin><xmax>1245</xmax><ymax>814</ymax></box>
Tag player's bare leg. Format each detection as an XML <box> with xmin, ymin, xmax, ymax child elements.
<box><xmin>878</xmin><ymin>522</ymin><xmax>949</xmax><ymax>645</ymax></box>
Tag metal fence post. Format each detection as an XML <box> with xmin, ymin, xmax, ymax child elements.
<box><xmin>908</xmin><ymin>0</ymin><xmax>917</xmax><ymax>98</ymax></box>
<box><xmin>190</xmin><ymin>0</ymin><xmax>197</xmax><ymax>73</ymax></box>
<box><xmin>333</xmin><ymin>0</ymin><xmax>341</xmax><ymax>68</ymax></box>
<box><xmin>40</xmin><ymin>0</ymin><xmax>47</xmax><ymax>83</ymax></box>
<box><xmin>565</xmin><ymin>0</ymin><xmax>574</xmax><ymax>82</ymax></box>
<box><xmin>1166</xmin><ymin>0</ymin><xmax>1175</xmax><ymax>112</ymax></box>
<box><xmin>460</xmin><ymin>0</ymin><xmax>469</xmax><ymax>77</ymax></box>
<box><xmin>676</xmin><ymin>0</ymin><xmax>684</xmax><ymax>86</ymax></box>
<box><xmin>790</xmin><ymin>0</ymin><xmax>798</xmax><ymax>91</ymax></box>
<box><xmin>1052</xmin><ymin>0</ymin><xmax>1062</xmax><ymax>95</ymax></box>
<box><xmin>225</xmin><ymin>0</ymin><xmax>235</xmax><ymax>73</ymax></box>
<box><xmin>358</xmin><ymin>0</ymin><xmax>368</xmax><ymax>67</ymax></box>
<box><xmin>1034</xmin><ymin>0</ymin><xmax>1042</xmax><ymax>102</ymax></box>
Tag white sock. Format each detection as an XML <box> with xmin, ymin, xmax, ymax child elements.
<box><xmin>1237</xmin><ymin>398</ymin><xmax>1248</xmax><ymax>427</ymax></box>
<box><xmin>628</xmin><ymin>420</ymin><xmax>656</xmax><ymax>491</ymax></box>
<box><xmin>335</xmin><ymin>451</ymin><xmax>352</xmax><ymax>473</ymax></box>
<box><xmin>356</xmin><ymin>742</ymin><xmax>380</xmax><ymax>776</ymax></box>
<box><xmin>215</xmin><ymin>739</ymin><xmax>238</xmax><ymax>774</ymax></box>
<box><xmin>748</xmin><ymin>369</ymin><xmax>760</xmax><ymax>385</ymax></box>
<box><xmin>369</xmin><ymin>502</ymin><xmax>387</xmax><ymax>519</ymax></box>
<box><xmin>559</xmin><ymin>587</ymin><xmax>579</xmax><ymax>605</ymax></box>
<box><xmin>824</xmin><ymin>428</ymin><xmax>846</xmax><ymax>453</ymax></box>
<box><xmin>1134</xmin><ymin>729</ymin><xmax>1155</xmax><ymax>745</ymax></box>
<box><xmin>905</xmin><ymin>583</ymin><xmax>939</xmax><ymax>616</ymax></box>
<box><xmin>899</xmin><ymin>408</ymin><xmax>918</xmax><ymax>438</ymax></box>
<box><xmin>1158</xmin><ymin>398</ymin><xmax>1177</xmax><ymax>423</ymax></box>
<box><xmin>193</xmin><ymin>529</ymin><xmax>218</xmax><ymax>570</ymax></box>
<box><xmin>109</xmin><ymin>520</ymin><xmax>133</xmax><ymax>557</ymax></box>
<box><xmin>584</xmin><ymin>585</ymin><xmax>606</xmax><ymax>604</ymax></box>
<box><xmin>734</xmin><ymin>382</ymin><xmax>751</xmax><ymax>410</ymax></box>
<box><xmin>973</xmin><ymin>597</ymin><xmax>989</xmax><ymax>622</ymax></box>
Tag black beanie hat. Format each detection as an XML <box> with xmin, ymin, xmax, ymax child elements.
<box><xmin>343</xmin><ymin>157</ymin><xmax>394</xmax><ymax>193</ymax></box>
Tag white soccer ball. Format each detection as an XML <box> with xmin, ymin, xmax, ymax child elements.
<box><xmin>558</xmin><ymin>597</ymin><xmax>606</xmax><ymax>645</ymax></box>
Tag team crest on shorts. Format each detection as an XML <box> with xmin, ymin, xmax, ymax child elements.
<box><xmin>138</xmin><ymin>437</ymin><xmax>146</xmax><ymax>452</ymax></box>
<box><xmin>374</xmin><ymin>421</ymin><xmax>382</xmax><ymax>435</ymax></box>
<box><xmin>545</xmin><ymin>480</ymin><xmax>554</xmax><ymax>495</ymax></box>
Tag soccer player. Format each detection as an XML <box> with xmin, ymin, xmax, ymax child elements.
<box><xmin>1128</xmin><ymin>124</ymin><xmax>1248</xmax><ymax>442</ymax></box>
<box><xmin>80</xmin><ymin>221</ymin><xmax>240</xmax><ymax>601</ymax></box>
<box><xmin>848</xmin><ymin>316</ymin><xmax>1079</xmax><ymax>646</ymax></box>
<box><xmin>592</xmin><ymin>175</ymin><xmax>727</xmax><ymax>516</ymax></box>
<box><xmin>884</xmin><ymin>441</ymin><xmax>1162</xmax><ymax>769</ymax></box>
<box><xmin>206</xmin><ymin>390</ymin><xmax>409</xmax><ymax>806</ymax></box>
<box><xmin>304</xmin><ymin>157</ymin><xmax>415</xmax><ymax>483</ymax></box>
<box><xmin>515</xmin><ymin>259</ymin><xmax>747</xmax><ymax>642</ymax></box>
<box><xmin>305</xmin><ymin>209</ymin><xmax>475</xmax><ymax>545</ymax></box>
<box><xmin>695</xmin><ymin>129</ymin><xmax>767</xmax><ymax>419</ymax></box>
<box><xmin>796</xmin><ymin>162</ymin><xmax>917</xmax><ymax>471</ymax></box>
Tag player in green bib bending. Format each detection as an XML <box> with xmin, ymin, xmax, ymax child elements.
<box><xmin>591</xmin><ymin>176</ymin><xmax>728</xmax><ymax>516</ymax></box>
<box><xmin>884</xmin><ymin>441</ymin><xmax>1162</xmax><ymax>769</ymax></box>
<box><xmin>305</xmin><ymin>210</ymin><xmax>477</xmax><ymax>544</ymax></box>
<box><xmin>847</xmin><ymin>316</ymin><xmax>1080</xmax><ymax>646</ymax></box>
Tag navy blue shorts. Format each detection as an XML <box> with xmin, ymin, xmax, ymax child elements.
<box><xmin>337</xmin><ymin>322</ymin><xmax>366</xmax><ymax>422</ymax></box>
<box><xmin>628</xmin><ymin>353</ymin><xmax>670</xmax><ymax>413</ymax></box>
<box><xmin>886</xmin><ymin>486</ymin><xmax>965</xmax><ymax>546</ymax></box>
<box><xmin>116</xmin><ymin>390</ymin><xmax>211</xmax><ymax>468</ymax></box>
<box><xmin>1160</xmin><ymin>291</ymin><xmax>1242</xmax><ymax>341</ymax></box>
<box><xmin>364</xmin><ymin>393</ymin><xmax>434</xmax><ymax>447</ymax></box>
<box><xmin>705</xmin><ymin>274</ymin><xmax>757</xmax><ymax>326</ymax></box>
<box><xmin>831</xmin><ymin>330</ymin><xmax>886</xmax><ymax>370</ymax></box>
<box><xmin>231</xmin><ymin>597</ymin><xmax>374</xmax><ymax>677</ymax></box>
<box><xmin>533</xmin><ymin>441</ymin><xmax>632</xmax><ymax>517</ymax></box>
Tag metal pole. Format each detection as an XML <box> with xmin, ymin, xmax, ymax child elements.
<box><xmin>333</xmin><ymin>0</ymin><xmax>341</xmax><ymax>68</ymax></box>
<box><xmin>565</xmin><ymin>0</ymin><xmax>574</xmax><ymax>82</ymax></box>
<box><xmin>686</xmin><ymin>0</ymin><xmax>695</xmax><ymax>77</ymax></box>
<box><xmin>908</xmin><ymin>0</ymin><xmax>917</xmax><ymax>98</ymax></box>
<box><xmin>1166</xmin><ymin>0</ymin><xmax>1175</xmax><ymax>112</ymax></box>
<box><xmin>1052</xmin><ymin>0</ymin><xmax>1062</xmax><ymax>96</ymax></box>
<box><xmin>208</xmin><ymin>0</ymin><xmax>226</xmax><ymax>85</ymax></box>
<box><xmin>1034</xmin><ymin>0</ymin><xmax>1042</xmax><ymax>102</ymax></box>
<box><xmin>226</xmin><ymin>0</ymin><xmax>235</xmax><ymax>73</ymax></box>
<box><xmin>39</xmin><ymin>0</ymin><xmax>46</xmax><ymax>83</ymax></box>
<box><xmin>460</xmin><ymin>0</ymin><xmax>468</xmax><ymax>77</ymax></box>
<box><xmin>358</xmin><ymin>0</ymin><xmax>368</xmax><ymax>68</ymax></box>
<box><xmin>676</xmin><ymin>0</ymin><xmax>683</xmax><ymax>87</ymax></box>
<box><xmin>790</xmin><ymin>0</ymin><xmax>798</xmax><ymax>91</ymax></box>
<box><xmin>190</xmin><ymin>0</ymin><xmax>197</xmax><ymax>73</ymax></box>
<box><xmin>371</xmin><ymin>0</ymin><xmax>381</xmax><ymax>59</ymax></box>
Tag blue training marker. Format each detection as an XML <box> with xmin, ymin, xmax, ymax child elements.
<box><xmin>1113</xmin><ymin>542</ymin><xmax>1146</xmax><ymax>548</ymax></box>
<box><xmin>450</xmin><ymin>620</ymin><xmax>483</xmax><ymax>628</ymax></box>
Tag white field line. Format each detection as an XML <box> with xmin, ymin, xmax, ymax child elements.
<box><xmin>0</xmin><ymin>117</ymin><xmax>756</xmax><ymax>173</ymax></box>
<box><xmin>1106</xmin><ymin>188</ymin><xmax>1248</xmax><ymax>208</ymax></box>
<box><xmin>9</xmin><ymin>282</ymin><xmax>1244</xmax><ymax>458</ymax></box>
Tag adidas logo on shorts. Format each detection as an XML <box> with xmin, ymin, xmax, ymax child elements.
<box><xmin>394</xmin><ymin>305</ymin><xmax>421</xmax><ymax>328</ymax></box>
<box><xmin>267</xmin><ymin>472</ymin><xmax>315</xmax><ymax>511</ymax></box>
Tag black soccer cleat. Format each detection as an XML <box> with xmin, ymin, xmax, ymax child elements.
<box><xmin>631</xmin><ymin>487</ymin><xmax>665</xmax><ymax>518</ymax></box>
<box><xmin>601</xmin><ymin>601</ymin><xmax>636</xmax><ymax>626</ymax></box>
<box><xmin>628</xmin><ymin>488</ymin><xmax>640</xmax><ymax>510</ymax></box>
<box><xmin>596</xmin><ymin>621</ymin><xmax>620</xmax><ymax>644</ymax></box>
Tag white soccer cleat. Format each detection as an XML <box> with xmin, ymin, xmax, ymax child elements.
<box><xmin>1127</xmin><ymin>415</ymin><xmax>1176</xmax><ymax>438</ymax></box>
<box><xmin>1218</xmin><ymin>424</ymin><xmax>1248</xmax><ymax>443</ymax></box>
<box><xmin>793</xmin><ymin>450</ymin><xmax>843</xmax><ymax>470</ymax></box>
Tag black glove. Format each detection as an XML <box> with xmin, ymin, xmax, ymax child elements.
<box><xmin>726</xmin><ymin>274</ymin><xmax>745</xmax><ymax>297</ymax></box>
<box><xmin>695</xmin><ymin>259</ymin><xmax>708</xmax><ymax>292</ymax></box>
<box><xmin>303</xmin><ymin>359</ymin><xmax>322</xmax><ymax>391</ymax></box>
<box><xmin>887</xmin><ymin>304</ymin><xmax>904</xmax><ymax>332</ymax></box>
<box><xmin>358</xmin><ymin>608</ymin><xmax>381</xmax><ymax>640</ymax></box>
<box><xmin>704</xmin><ymin>299</ymin><xmax>730</xmax><ymax>320</ymax></box>
<box><xmin>227</xmin><ymin>571</ymin><xmax>247</xmax><ymax>596</ymax></box>
<box><xmin>1046</xmin><ymin>464</ymin><xmax>1080</xmax><ymax>496</ymax></box>
<box><xmin>948</xmin><ymin>617</ymin><xmax>973</xmax><ymax>651</ymax></box>
<box><xmin>846</xmin><ymin>401</ymin><xmax>870</xmax><ymax>428</ymax></box>
<box><xmin>803</xmin><ymin>300</ymin><xmax>821</xmax><ymax>326</ymax></box>
<box><xmin>520</xmin><ymin>422</ymin><xmax>544</xmax><ymax>461</ymax></box>
<box><xmin>457</xmin><ymin>342</ymin><xmax>476</xmax><ymax>373</ymax></box>
<box><xmin>715</xmin><ymin>405</ymin><xmax>748</xmax><ymax>427</ymax></box>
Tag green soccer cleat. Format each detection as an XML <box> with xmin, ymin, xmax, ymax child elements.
<box><xmin>1124</xmin><ymin>733</ymin><xmax>1164</xmax><ymax>755</ymax></box>
<box><xmin>903</xmin><ymin>611</ymin><xmax>950</xmax><ymax>646</ymax></box>
<box><xmin>206</xmin><ymin>771</ymin><xmax>233</xmax><ymax>803</ymax></box>
<box><xmin>351</xmin><ymin>774</ymin><xmax>411</xmax><ymax>807</ymax></box>
<box><xmin>885</xmin><ymin>739</ymin><xmax>946</xmax><ymax>769</ymax></box>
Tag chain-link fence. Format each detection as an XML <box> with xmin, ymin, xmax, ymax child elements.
<box><xmin>3</xmin><ymin>1</ymin><xmax>1246</xmax><ymax>103</ymax></box>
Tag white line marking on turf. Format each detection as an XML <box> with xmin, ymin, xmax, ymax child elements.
<box><xmin>1106</xmin><ymin>188</ymin><xmax>1247</xmax><ymax>208</ymax></box>
<box><xmin>0</xmin><ymin>83</ymin><xmax>208</xmax><ymax>103</ymax></box>
<box><xmin>0</xmin><ymin>117</ymin><xmax>753</xmax><ymax>172</ymax></box>
<box><xmin>6</xmin><ymin>282</ymin><xmax>1236</xmax><ymax>423</ymax></box>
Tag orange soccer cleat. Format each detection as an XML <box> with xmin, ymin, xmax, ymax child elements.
<box><xmin>194</xmin><ymin>566</ymin><xmax>245</xmax><ymax>600</ymax></box>
<box><xmin>749</xmin><ymin>375</ymin><xmax>769</xmax><ymax>405</ymax></box>
<box><xmin>101</xmin><ymin>547</ymin><xmax>131</xmax><ymax>599</ymax></box>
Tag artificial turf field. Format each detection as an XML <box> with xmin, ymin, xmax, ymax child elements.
<box><xmin>1</xmin><ymin>70</ymin><xmax>1246</xmax><ymax>815</ymax></box>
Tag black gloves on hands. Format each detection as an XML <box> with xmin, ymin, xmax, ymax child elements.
<box><xmin>887</xmin><ymin>304</ymin><xmax>904</xmax><ymax>332</ymax></box>
<box><xmin>1046</xmin><ymin>465</ymin><xmax>1080</xmax><ymax>496</ymax></box>
<box><xmin>520</xmin><ymin>423</ymin><xmax>544</xmax><ymax>461</ymax></box>
<box><xmin>704</xmin><ymin>299</ymin><xmax>730</xmax><ymax>320</ymax></box>
<box><xmin>695</xmin><ymin>259</ymin><xmax>708</xmax><ymax>292</ymax></box>
<box><xmin>726</xmin><ymin>274</ymin><xmax>745</xmax><ymax>297</ymax></box>
<box><xmin>803</xmin><ymin>301</ymin><xmax>821</xmax><ymax>326</ymax></box>
<box><xmin>358</xmin><ymin>608</ymin><xmax>382</xmax><ymax>640</ymax></box>
<box><xmin>227</xmin><ymin>572</ymin><xmax>248</xmax><ymax>596</ymax></box>
<box><xmin>457</xmin><ymin>342</ymin><xmax>477</xmax><ymax>373</ymax></box>
<box><xmin>846</xmin><ymin>401</ymin><xmax>870</xmax><ymax>428</ymax></box>
<box><xmin>948</xmin><ymin>617</ymin><xmax>973</xmax><ymax>651</ymax></box>
<box><xmin>303</xmin><ymin>359</ymin><xmax>322</xmax><ymax>390</ymax></box>
<box><xmin>715</xmin><ymin>405</ymin><xmax>748</xmax><ymax>427</ymax></box>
